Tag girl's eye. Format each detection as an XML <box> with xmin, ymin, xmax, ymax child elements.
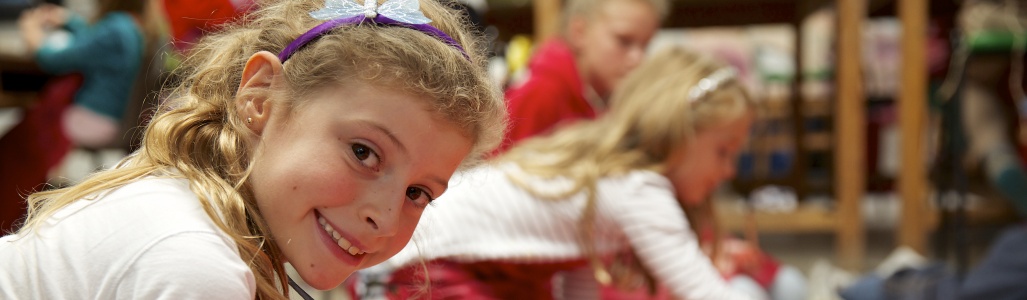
<box><xmin>406</xmin><ymin>187</ymin><xmax>434</xmax><ymax>208</ymax></box>
<box><xmin>351</xmin><ymin>144</ymin><xmax>381</xmax><ymax>170</ymax></box>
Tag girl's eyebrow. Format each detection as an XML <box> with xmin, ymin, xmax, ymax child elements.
<box><xmin>428</xmin><ymin>175</ymin><xmax>449</xmax><ymax>193</ymax></box>
<box><xmin>358</xmin><ymin>120</ymin><xmax>407</xmax><ymax>155</ymax></box>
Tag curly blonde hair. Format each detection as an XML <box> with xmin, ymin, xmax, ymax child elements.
<box><xmin>18</xmin><ymin>0</ymin><xmax>505</xmax><ymax>298</ymax></box>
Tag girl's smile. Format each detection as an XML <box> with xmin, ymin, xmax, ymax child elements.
<box><xmin>316</xmin><ymin>210</ymin><xmax>367</xmax><ymax>266</ymax></box>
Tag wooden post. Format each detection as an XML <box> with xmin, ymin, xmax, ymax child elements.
<box><xmin>898</xmin><ymin>0</ymin><xmax>929</xmax><ymax>254</ymax></box>
<box><xmin>533</xmin><ymin>0</ymin><xmax>562</xmax><ymax>41</ymax></box>
<box><xmin>835</xmin><ymin>0</ymin><xmax>866</xmax><ymax>271</ymax></box>
<box><xmin>790</xmin><ymin>19</ymin><xmax>808</xmax><ymax>202</ymax></box>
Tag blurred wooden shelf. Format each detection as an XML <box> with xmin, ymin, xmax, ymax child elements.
<box><xmin>717</xmin><ymin>203</ymin><xmax>840</xmax><ymax>233</ymax></box>
<box><xmin>805</xmin><ymin>132</ymin><xmax>833</xmax><ymax>150</ymax></box>
<box><xmin>717</xmin><ymin>196</ymin><xmax>1015</xmax><ymax>236</ymax></box>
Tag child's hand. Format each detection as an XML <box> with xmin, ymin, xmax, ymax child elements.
<box><xmin>712</xmin><ymin>251</ymin><xmax>738</xmax><ymax>277</ymax></box>
<box><xmin>704</xmin><ymin>241</ymin><xmax>739</xmax><ymax>277</ymax></box>
<box><xmin>18</xmin><ymin>7</ymin><xmax>46</xmax><ymax>49</ymax></box>
<box><xmin>34</xmin><ymin>4</ymin><xmax>69</xmax><ymax>28</ymax></box>
<box><xmin>706</xmin><ymin>238</ymin><xmax>764</xmax><ymax>278</ymax></box>
<box><xmin>18</xmin><ymin>6</ymin><xmax>42</xmax><ymax>27</ymax></box>
<box><xmin>19</xmin><ymin>4</ymin><xmax>66</xmax><ymax>29</ymax></box>
<box><xmin>722</xmin><ymin>239</ymin><xmax>763</xmax><ymax>275</ymax></box>
<box><xmin>18</xmin><ymin>4</ymin><xmax>70</xmax><ymax>52</ymax></box>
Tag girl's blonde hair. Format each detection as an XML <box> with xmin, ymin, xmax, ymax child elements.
<box><xmin>18</xmin><ymin>0</ymin><xmax>505</xmax><ymax>299</ymax></box>
<box><xmin>499</xmin><ymin>46</ymin><xmax>752</xmax><ymax>288</ymax></box>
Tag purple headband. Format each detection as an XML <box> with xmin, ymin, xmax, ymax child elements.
<box><xmin>277</xmin><ymin>14</ymin><xmax>468</xmax><ymax>62</ymax></box>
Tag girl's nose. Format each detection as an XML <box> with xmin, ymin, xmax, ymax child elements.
<box><xmin>359</xmin><ymin>192</ymin><xmax>403</xmax><ymax>237</ymax></box>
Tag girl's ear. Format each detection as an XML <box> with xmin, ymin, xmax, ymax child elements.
<box><xmin>236</xmin><ymin>51</ymin><xmax>285</xmax><ymax>135</ymax></box>
<box><xmin>566</xmin><ymin>16</ymin><xmax>589</xmax><ymax>54</ymax></box>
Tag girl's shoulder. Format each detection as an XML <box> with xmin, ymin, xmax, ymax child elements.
<box><xmin>84</xmin><ymin>176</ymin><xmax>255</xmax><ymax>294</ymax></box>
<box><xmin>595</xmin><ymin>170</ymin><xmax>679</xmax><ymax>213</ymax></box>
<box><xmin>98</xmin><ymin>175</ymin><xmax>230</xmax><ymax>233</ymax></box>
<box><xmin>0</xmin><ymin>176</ymin><xmax>254</xmax><ymax>298</ymax></box>
<box><xmin>37</xmin><ymin>176</ymin><xmax>194</xmax><ymax>220</ymax></box>
<box><xmin>598</xmin><ymin>169</ymin><xmax>673</xmax><ymax>193</ymax></box>
<box><xmin>42</xmin><ymin>175</ymin><xmax>222</xmax><ymax>238</ymax></box>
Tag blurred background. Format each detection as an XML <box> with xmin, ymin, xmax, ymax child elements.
<box><xmin>2</xmin><ymin>0</ymin><xmax>1025</xmax><ymax>299</ymax></box>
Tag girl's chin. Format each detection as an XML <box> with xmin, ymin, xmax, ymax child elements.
<box><xmin>678</xmin><ymin>195</ymin><xmax>704</xmax><ymax>207</ymax></box>
<box><xmin>302</xmin><ymin>271</ymin><xmax>356</xmax><ymax>291</ymax></box>
<box><xmin>683</xmin><ymin>199</ymin><xmax>704</xmax><ymax>207</ymax></box>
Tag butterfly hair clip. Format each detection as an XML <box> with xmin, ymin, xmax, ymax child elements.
<box><xmin>278</xmin><ymin>0</ymin><xmax>468</xmax><ymax>62</ymax></box>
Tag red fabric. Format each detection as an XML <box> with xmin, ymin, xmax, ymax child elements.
<box><xmin>498</xmin><ymin>38</ymin><xmax>596</xmax><ymax>154</ymax></box>
<box><xmin>0</xmin><ymin>74</ymin><xmax>81</xmax><ymax>233</ymax></box>
<box><xmin>161</xmin><ymin>0</ymin><xmax>250</xmax><ymax>51</ymax></box>
<box><xmin>600</xmin><ymin>285</ymin><xmax>671</xmax><ymax>300</ymax></box>
<box><xmin>385</xmin><ymin>259</ymin><xmax>586</xmax><ymax>300</ymax></box>
<box><xmin>599</xmin><ymin>249</ymin><xmax>782</xmax><ymax>300</ymax></box>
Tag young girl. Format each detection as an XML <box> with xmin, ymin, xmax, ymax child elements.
<box><xmin>499</xmin><ymin>0</ymin><xmax>666</xmax><ymax>153</ymax></box>
<box><xmin>369</xmin><ymin>47</ymin><xmax>758</xmax><ymax>299</ymax></box>
<box><xmin>0</xmin><ymin>0</ymin><xmax>505</xmax><ymax>298</ymax></box>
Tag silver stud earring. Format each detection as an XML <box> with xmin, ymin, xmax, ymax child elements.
<box><xmin>246</xmin><ymin>117</ymin><xmax>252</xmax><ymax>124</ymax></box>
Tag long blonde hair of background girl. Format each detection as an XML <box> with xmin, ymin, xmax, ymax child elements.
<box><xmin>17</xmin><ymin>0</ymin><xmax>506</xmax><ymax>298</ymax></box>
<box><xmin>499</xmin><ymin>46</ymin><xmax>753</xmax><ymax>287</ymax></box>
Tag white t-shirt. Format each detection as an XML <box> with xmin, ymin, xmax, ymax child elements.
<box><xmin>383</xmin><ymin>164</ymin><xmax>751</xmax><ymax>300</ymax></box>
<box><xmin>0</xmin><ymin>177</ymin><xmax>256</xmax><ymax>299</ymax></box>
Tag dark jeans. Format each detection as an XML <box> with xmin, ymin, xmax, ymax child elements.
<box><xmin>840</xmin><ymin>225</ymin><xmax>1027</xmax><ymax>300</ymax></box>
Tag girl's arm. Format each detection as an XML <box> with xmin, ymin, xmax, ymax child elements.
<box><xmin>604</xmin><ymin>173</ymin><xmax>754</xmax><ymax>300</ymax></box>
<box><xmin>61</xmin><ymin>12</ymin><xmax>89</xmax><ymax>34</ymax></box>
<box><xmin>32</xmin><ymin>13</ymin><xmax>136</xmax><ymax>75</ymax></box>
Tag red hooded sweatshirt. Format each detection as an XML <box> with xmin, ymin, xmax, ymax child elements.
<box><xmin>499</xmin><ymin>38</ymin><xmax>598</xmax><ymax>153</ymax></box>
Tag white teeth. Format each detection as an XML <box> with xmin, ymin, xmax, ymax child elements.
<box><xmin>337</xmin><ymin>236</ymin><xmax>352</xmax><ymax>249</ymax></box>
<box><xmin>318</xmin><ymin>216</ymin><xmax>363</xmax><ymax>255</ymax></box>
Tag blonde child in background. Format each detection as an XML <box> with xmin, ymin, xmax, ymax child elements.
<box><xmin>0</xmin><ymin>0</ymin><xmax>505</xmax><ymax>298</ymax></box>
<box><xmin>498</xmin><ymin>0</ymin><xmax>666</xmax><ymax>153</ymax></box>
<box><xmin>367</xmin><ymin>47</ymin><xmax>765</xmax><ymax>300</ymax></box>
